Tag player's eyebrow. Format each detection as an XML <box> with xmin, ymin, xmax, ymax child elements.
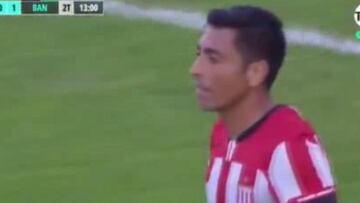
<box><xmin>197</xmin><ymin>44</ymin><xmax>223</xmax><ymax>57</ymax></box>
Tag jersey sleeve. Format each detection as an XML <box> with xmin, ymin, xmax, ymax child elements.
<box><xmin>267</xmin><ymin>134</ymin><xmax>336</xmax><ymax>203</ymax></box>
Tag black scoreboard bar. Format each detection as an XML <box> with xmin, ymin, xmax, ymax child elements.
<box><xmin>22</xmin><ymin>1</ymin><xmax>58</xmax><ymax>14</ymax></box>
<box><xmin>0</xmin><ymin>0</ymin><xmax>104</xmax><ymax>16</ymax></box>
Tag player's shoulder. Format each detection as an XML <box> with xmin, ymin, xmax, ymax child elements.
<box><xmin>266</xmin><ymin>105</ymin><xmax>316</xmax><ymax>142</ymax></box>
<box><xmin>266</xmin><ymin>105</ymin><xmax>329</xmax><ymax>167</ymax></box>
<box><xmin>209</xmin><ymin>105</ymin><xmax>317</xmax><ymax>142</ymax></box>
<box><xmin>267</xmin><ymin>107</ymin><xmax>336</xmax><ymax>200</ymax></box>
<box><xmin>251</xmin><ymin>104</ymin><xmax>320</xmax><ymax>159</ymax></box>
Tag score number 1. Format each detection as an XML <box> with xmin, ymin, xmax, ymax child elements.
<box><xmin>0</xmin><ymin>1</ymin><xmax>21</xmax><ymax>15</ymax></box>
<box><xmin>0</xmin><ymin>4</ymin><xmax>15</xmax><ymax>12</ymax></box>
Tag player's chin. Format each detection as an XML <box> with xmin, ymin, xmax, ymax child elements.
<box><xmin>197</xmin><ymin>100</ymin><xmax>219</xmax><ymax>112</ymax></box>
<box><xmin>199</xmin><ymin>105</ymin><xmax>217</xmax><ymax>112</ymax></box>
<box><xmin>195</xmin><ymin>92</ymin><xmax>219</xmax><ymax>111</ymax></box>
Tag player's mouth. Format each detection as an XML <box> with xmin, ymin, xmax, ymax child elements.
<box><xmin>194</xmin><ymin>82</ymin><xmax>211</xmax><ymax>93</ymax></box>
<box><xmin>195</xmin><ymin>82</ymin><xmax>211</xmax><ymax>103</ymax></box>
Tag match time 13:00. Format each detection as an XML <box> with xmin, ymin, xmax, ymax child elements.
<box><xmin>79</xmin><ymin>3</ymin><xmax>99</xmax><ymax>12</ymax></box>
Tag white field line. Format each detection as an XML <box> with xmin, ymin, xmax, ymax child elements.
<box><xmin>105</xmin><ymin>1</ymin><xmax>360</xmax><ymax>56</ymax></box>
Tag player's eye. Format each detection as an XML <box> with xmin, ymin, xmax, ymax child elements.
<box><xmin>195</xmin><ymin>48</ymin><xmax>201</xmax><ymax>56</ymax></box>
<box><xmin>208</xmin><ymin>56</ymin><xmax>219</xmax><ymax>64</ymax></box>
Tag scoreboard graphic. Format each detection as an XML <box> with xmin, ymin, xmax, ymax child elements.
<box><xmin>0</xmin><ymin>0</ymin><xmax>103</xmax><ymax>16</ymax></box>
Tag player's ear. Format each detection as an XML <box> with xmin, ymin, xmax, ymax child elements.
<box><xmin>245</xmin><ymin>60</ymin><xmax>269</xmax><ymax>88</ymax></box>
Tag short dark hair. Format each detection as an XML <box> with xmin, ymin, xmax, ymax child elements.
<box><xmin>207</xmin><ymin>5</ymin><xmax>286</xmax><ymax>89</ymax></box>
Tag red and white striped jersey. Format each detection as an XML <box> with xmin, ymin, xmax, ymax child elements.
<box><xmin>205</xmin><ymin>105</ymin><xmax>336</xmax><ymax>203</ymax></box>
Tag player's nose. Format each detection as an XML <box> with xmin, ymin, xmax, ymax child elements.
<box><xmin>190</xmin><ymin>58</ymin><xmax>204</xmax><ymax>79</ymax></box>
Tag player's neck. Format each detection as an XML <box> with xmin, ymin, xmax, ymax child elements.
<box><xmin>219</xmin><ymin>91</ymin><xmax>274</xmax><ymax>139</ymax></box>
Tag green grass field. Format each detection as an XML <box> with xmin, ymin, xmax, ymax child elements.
<box><xmin>0</xmin><ymin>1</ymin><xmax>359</xmax><ymax>202</ymax></box>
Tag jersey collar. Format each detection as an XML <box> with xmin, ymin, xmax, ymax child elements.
<box><xmin>230</xmin><ymin>104</ymin><xmax>285</xmax><ymax>143</ymax></box>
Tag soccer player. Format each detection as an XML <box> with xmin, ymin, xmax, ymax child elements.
<box><xmin>190</xmin><ymin>5</ymin><xmax>337</xmax><ymax>203</ymax></box>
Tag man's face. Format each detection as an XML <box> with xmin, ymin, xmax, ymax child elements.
<box><xmin>191</xmin><ymin>26</ymin><xmax>251</xmax><ymax>111</ymax></box>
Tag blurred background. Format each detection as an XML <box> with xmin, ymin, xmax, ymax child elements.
<box><xmin>0</xmin><ymin>0</ymin><xmax>359</xmax><ymax>202</ymax></box>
